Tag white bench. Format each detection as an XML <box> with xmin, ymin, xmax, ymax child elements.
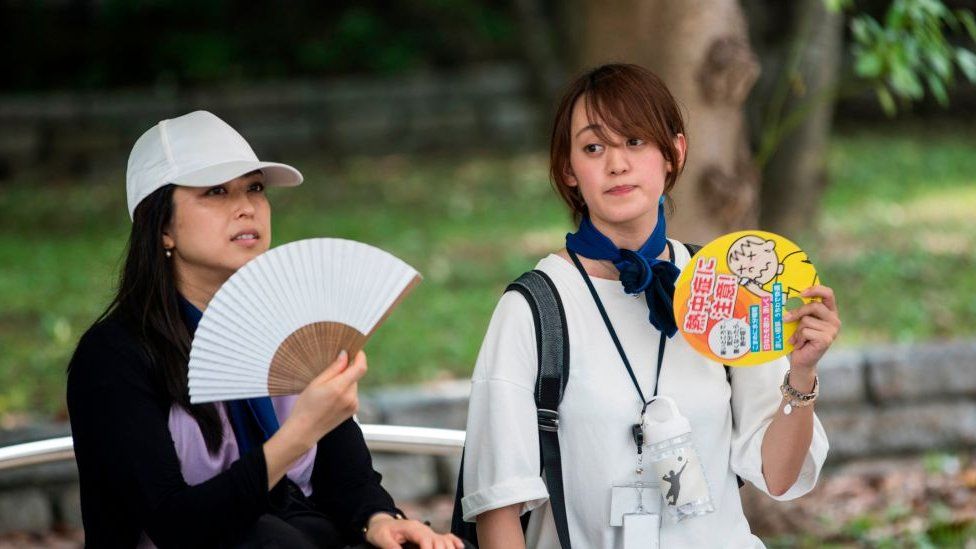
<box><xmin>0</xmin><ymin>425</ymin><xmax>466</xmax><ymax>471</ymax></box>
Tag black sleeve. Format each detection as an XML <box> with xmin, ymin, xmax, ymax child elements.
<box><xmin>67</xmin><ymin>322</ymin><xmax>272</xmax><ymax>548</ymax></box>
<box><xmin>308</xmin><ymin>417</ymin><xmax>400</xmax><ymax>543</ymax></box>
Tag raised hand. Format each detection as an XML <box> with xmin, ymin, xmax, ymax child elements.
<box><xmin>263</xmin><ymin>350</ymin><xmax>368</xmax><ymax>488</ymax></box>
<box><xmin>784</xmin><ymin>286</ymin><xmax>841</xmax><ymax>376</ymax></box>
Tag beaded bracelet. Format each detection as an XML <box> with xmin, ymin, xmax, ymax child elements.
<box><xmin>779</xmin><ymin>370</ymin><xmax>819</xmax><ymax>415</ymax></box>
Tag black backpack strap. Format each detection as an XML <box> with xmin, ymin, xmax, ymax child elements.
<box><xmin>451</xmin><ymin>270</ymin><xmax>572</xmax><ymax>548</ymax></box>
<box><xmin>450</xmin><ymin>449</ymin><xmax>475</xmax><ymax>543</ymax></box>
<box><xmin>506</xmin><ymin>270</ymin><xmax>570</xmax><ymax>416</ymax></box>
<box><xmin>506</xmin><ymin>270</ymin><xmax>572</xmax><ymax>549</ymax></box>
<box><xmin>683</xmin><ymin>241</ymin><xmax>745</xmax><ymax>489</ymax></box>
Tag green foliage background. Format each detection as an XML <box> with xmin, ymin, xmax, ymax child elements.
<box><xmin>1</xmin><ymin>121</ymin><xmax>974</xmax><ymax>419</ymax></box>
<box><xmin>0</xmin><ymin>0</ymin><xmax>517</xmax><ymax>92</ymax></box>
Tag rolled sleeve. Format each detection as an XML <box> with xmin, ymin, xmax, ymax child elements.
<box><xmin>462</xmin><ymin>292</ymin><xmax>550</xmax><ymax>521</ymax></box>
<box><xmin>462</xmin><ymin>474</ymin><xmax>549</xmax><ymax>522</ymax></box>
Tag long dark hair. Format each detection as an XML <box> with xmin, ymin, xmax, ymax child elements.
<box><xmin>97</xmin><ymin>184</ymin><xmax>224</xmax><ymax>454</ymax></box>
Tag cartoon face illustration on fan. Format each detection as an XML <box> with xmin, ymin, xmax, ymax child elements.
<box><xmin>727</xmin><ymin>235</ymin><xmax>818</xmax><ymax>300</ymax></box>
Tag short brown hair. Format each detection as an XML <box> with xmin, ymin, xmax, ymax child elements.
<box><xmin>549</xmin><ymin>64</ymin><xmax>687</xmax><ymax>224</ymax></box>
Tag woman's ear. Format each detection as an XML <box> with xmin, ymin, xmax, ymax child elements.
<box><xmin>564</xmin><ymin>165</ymin><xmax>579</xmax><ymax>187</ymax></box>
<box><xmin>162</xmin><ymin>226</ymin><xmax>175</xmax><ymax>251</ymax></box>
<box><xmin>668</xmin><ymin>133</ymin><xmax>688</xmax><ymax>172</ymax></box>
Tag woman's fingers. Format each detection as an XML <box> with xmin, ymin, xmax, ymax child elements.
<box><xmin>369</xmin><ymin>516</ymin><xmax>461</xmax><ymax>549</ymax></box>
<box><xmin>785</xmin><ymin>286</ymin><xmax>841</xmax><ymax>361</ymax></box>
<box><xmin>365</xmin><ymin>518</ymin><xmax>401</xmax><ymax>549</ymax></box>
<box><xmin>373</xmin><ymin>532</ymin><xmax>400</xmax><ymax>549</ymax></box>
<box><xmin>309</xmin><ymin>349</ymin><xmax>350</xmax><ymax>385</ymax></box>
<box><xmin>409</xmin><ymin>525</ymin><xmax>433</xmax><ymax>549</ymax></box>
<box><xmin>783</xmin><ymin>301</ymin><xmax>832</xmax><ymax>323</ymax></box>
<box><xmin>789</xmin><ymin>310</ymin><xmax>840</xmax><ymax>344</ymax></box>
<box><xmin>790</xmin><ymin>326</ymin><xmax>833</xmax><ymax>350</ymax></box>
<box><xmin>784</xmin><ymin>292</ymin><xmax>841</xmax><ymax>327</ymax></box>
<box><xmin>334</xmin><ymin>350</ymin><xmax>368</xmax><ymax>388</ymax></box>
<box><xmin>800</xmin><ymin>285</ymin><xmax>838</xmax><ymax>312</ymax></box>
<box><xmin>399</xmin><ymin>521</ymin><xmax>454</xmax><ymax>549</ymax></box>
<box><xmin>409</xmin><ymin>528</ymin><xmax>433</xmax><ymax>549</ymax></box>
<box><xmin>313</xmin><ymin>349</ymin><xmax>368</xmax><ymax>383</ymax></box>
<box><xmin>798</xmin><ymin>315</ymin><xmax>834</xmax><ymax>334</ymax></box>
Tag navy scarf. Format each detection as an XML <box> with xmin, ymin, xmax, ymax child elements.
<box><xmin>180</xmin><ymin>296</ymin><xmax>280</xmax><ymax>454</ymax></box>
<box><xmin>565</xmin><ymin>197</ymin><xmax>681</xmax><ymax>337</ymax></box>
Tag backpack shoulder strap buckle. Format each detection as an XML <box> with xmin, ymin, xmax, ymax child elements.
<box><xmin>537</xmin><ymin>408</ymin><xmax>559</xmax><ymax>432</ymax></box>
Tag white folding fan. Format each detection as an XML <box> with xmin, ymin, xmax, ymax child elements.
<box><xmin>187</xmin><ymin>238</ymin><xmax>421</xmax><ymax>403</ymax></box>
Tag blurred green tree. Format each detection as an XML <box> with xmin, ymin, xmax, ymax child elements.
<box><xmin>0</xmin><ymin>0</ymin><xmax>518</xmax><ymax>91</ymax></box>
<box><xmin>754</xmin><ymin>0</ymin><xmax>976</xmax><ymax>235</ymax></box>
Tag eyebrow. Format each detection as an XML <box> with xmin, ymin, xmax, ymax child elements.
<box><xmin>575</xmin><ymin>124</ymin><xmax>601</xmax><ymax>138</ymax></box>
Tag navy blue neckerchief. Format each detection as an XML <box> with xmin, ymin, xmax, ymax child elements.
<box><xmin>179</xmin><ymin>296</ymin><xmax>280</xmax><ymax>454</ymax></box>
<box><xmin>564</xmin><ymin>197</ymin><xmax>681</xmax><ymax>337</ymax></box>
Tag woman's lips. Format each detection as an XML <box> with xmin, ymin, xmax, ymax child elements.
<box><xmin>606</xmin><ymin>185</ymin><xmax>636</xmax><ymax>196</ymax></box>
<box><xmin>231</xmin><ymin>232</ymin><xmax>260</xmax><ymax>248</ymax></box>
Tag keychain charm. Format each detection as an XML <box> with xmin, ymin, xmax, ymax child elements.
<box><xmin>633</xmin><ymin>412</ymin><xmax>647</xmax><ymax>475</ymax></box>
<box><xmin>631</xmin><ymin>423</ymin><xmax>644</xmax><ymax>453</ymax></box>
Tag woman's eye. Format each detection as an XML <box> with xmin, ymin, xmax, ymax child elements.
<box><xmin>627</xmin><ymin>138</ymin><xmax>645</xmax><ymax>147</ymax></box>
<box><xmin>584</xmin><ymin>143</ymin><xmax>604</xmax><ymax>153</ymax></box>
<box><xmin>205</xmin><ymin>186</ymin><xmax>227</xmax><ymax>196</ymax></box>
<box><xmin>249</xmin><ymin>182</ymin><xmax>265</xmax><ymax>192</ymax></box>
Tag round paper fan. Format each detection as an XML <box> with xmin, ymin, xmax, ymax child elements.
<box><xmin>188</xmin><ymin>238</ymin><xmax>421</xmax><ymax>403</ymax></box>
<box><xmin>673</xmin><ymin>230</ymin><xmax>820</xmax><ymax>366</ymax></box>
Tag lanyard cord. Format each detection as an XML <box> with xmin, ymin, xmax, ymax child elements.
<box><xmin>566</xmin><ymin>241</ymin><xmax>676</xmax><ymax>415</ymax></box>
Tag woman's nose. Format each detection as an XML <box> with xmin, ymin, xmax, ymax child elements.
<box><xmin>606</xmin><ymin>147</ymin><xmax>629</xmax><ymax>175</ymax></box>
<box><xmin>234</xmin><ymin>192</ymin><xmax>257</xmax><ymax>217</ymax></box>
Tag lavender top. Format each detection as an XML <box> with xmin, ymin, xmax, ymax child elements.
<box><xmin>167</xmin><ymin>395</ymin><xmax>317</xmax><ymax>495</ymax></box>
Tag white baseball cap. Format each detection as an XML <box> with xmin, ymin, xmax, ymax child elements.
<box><xmin>125</xmin><ymin>110</ymin><xmax>303</xmax><ymax>219</ymax></box>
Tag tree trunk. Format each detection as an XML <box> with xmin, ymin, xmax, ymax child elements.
<box><xmin>756</xmin><ymin>0</ymin><xmax>843</xmax><ymax>236</ymax></box>
<box><xmin>576</xmin><ymin>0</ymin><xmax>762</xmax><ymax>243</ymax></box>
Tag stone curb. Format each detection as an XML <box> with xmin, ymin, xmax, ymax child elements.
<box><xmin>2</xmin><ymin>340</ymin><xmax>975</xmax><ymax>534</ymax></box>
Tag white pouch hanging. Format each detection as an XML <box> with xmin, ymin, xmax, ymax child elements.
<box><xmin>643</xmin><ymin>395</ymin><xmax>716</xmax><ymax>522</ymax></box>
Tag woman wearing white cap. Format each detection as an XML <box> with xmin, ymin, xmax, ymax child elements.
<box><xmin>67</xmin><ymin>111</ymin><xmax>467</xmax><ymax>549</ymax></box>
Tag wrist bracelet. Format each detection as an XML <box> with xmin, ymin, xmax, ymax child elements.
<box><xmin>780</xmin><ymin>370</ymin><xmax>818</xmax><ymax>415</ymax></box>
<box><xmin>362</xmin><ymin>511</ymin><xmax>405</xmax><ymax>536</ymax></box>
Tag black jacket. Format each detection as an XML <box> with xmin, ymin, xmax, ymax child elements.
<box><xmin>66</xmin><ymin>313</ymin><xmax>397</xmax><ymax>548</ymax></box>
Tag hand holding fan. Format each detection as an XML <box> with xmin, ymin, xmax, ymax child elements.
<box><xmin>187</xmin><ymin>238</ymin><xmax>421</xmax><ymax>403</ymax></box>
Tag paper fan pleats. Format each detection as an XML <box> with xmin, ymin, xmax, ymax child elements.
<box><xmin>188</xmin><ymin>238</ymin><xmax>421</xmax><ymax>403</ymax></box>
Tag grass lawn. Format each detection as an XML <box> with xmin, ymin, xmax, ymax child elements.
<box><xmin>813</xmin><ymin>120</ymin><xmax>976</xmax><ymax>345</ymax></box>
<box><xmin>1</xmin><ymin>121</ymin><xmax>974</xmax><ymax>418</ymax></box>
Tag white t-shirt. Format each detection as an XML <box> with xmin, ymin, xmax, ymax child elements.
<box><xmin>461</xmin><ymin>242</ymin><xmax>829</xmax><ymax>548</ymax></box>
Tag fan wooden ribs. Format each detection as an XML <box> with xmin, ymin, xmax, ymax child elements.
<box><xmin>269</xmin><ymin>322</ymin><xmax>368</xmax><ymax>395</ymax></box>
